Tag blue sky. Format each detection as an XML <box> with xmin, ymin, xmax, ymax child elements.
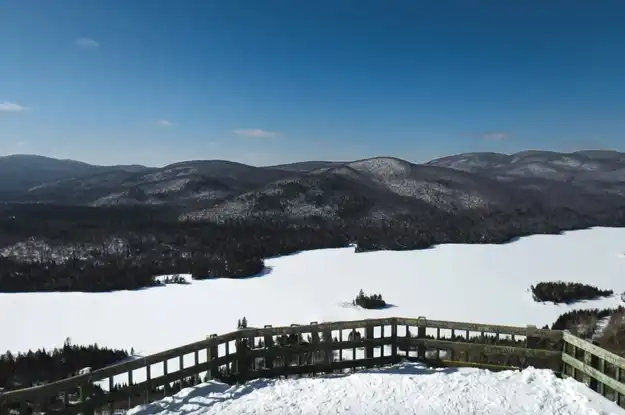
<box><xmin>2</xmin><ymin>0</ymin><xmax>625</xmax><ymax>167</ymax></box>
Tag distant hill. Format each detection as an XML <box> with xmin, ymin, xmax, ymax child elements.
<box><xmin>426</xmin><ymin>150</ymin><xmax>625</xmax><ymax>211</ymax></box>
<box><xmin>0</xmin><ymin>154</ymin><xmax>148</xmax><ymax>192</ymax></box>
<box><xmin>2</xmin><ymin>150</ymin><xmax>625</xmax><ymax>221</ymax></box>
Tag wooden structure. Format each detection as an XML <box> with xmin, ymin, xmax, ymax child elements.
<box><xmin>0</xmin><ymin>316</ymin><xmax>623</xmax><ymax>414</ymax></box>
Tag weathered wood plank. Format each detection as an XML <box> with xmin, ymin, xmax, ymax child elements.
<box><xmin>244</xmin><ymin>338</ymin><xmax>393</xmax><ymax>361</ymax></box>
<box><xmin>562</xmin><ymin>353</ymin><xmax>625</xmax><ymax>397</ymax></box>
<box><xmin>248</xmin><ymin>355</ymin><xmax>400</xmax><ymax>379</ymax></box>
<box><xmin>563</xmin><ymin>332</ymin><xmax>625</xmax><ymax>369</ymax></box>
<box><xmin>398</xmin><ymin>318</ymin><xmax>561</xmax><ymax>339</ymax></box>
<box><xmin>239</xmin><ymin>318</ymin><xmax>396</xmax><ymax>338</ymax></box>
<box><xmin>399</xmin><ymin>338</ymin><xmax>561</xmax><ymax>359</ymax></box>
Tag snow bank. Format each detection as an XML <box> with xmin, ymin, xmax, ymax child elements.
<box><xmin>127</xmin><ymin>361</ymin><xmax>624</xmax><ymax>415</ymax></box>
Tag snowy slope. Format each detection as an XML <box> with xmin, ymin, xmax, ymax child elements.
<box><xmin>127</xmin><ymin>362</ymin><xmax>624</xmax><ymax>415</ymax></box>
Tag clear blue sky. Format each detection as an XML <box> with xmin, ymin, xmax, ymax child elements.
<box><xmin>2</xmin><ymin>0</ymin><xmax>624</xmax><ymax>167</ymax></box>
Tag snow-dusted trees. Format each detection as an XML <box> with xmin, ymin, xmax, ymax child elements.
<box><xmin>353</xmin><ymin>289</ymin><xmax>387</xmax><ymax>309</ymax></box>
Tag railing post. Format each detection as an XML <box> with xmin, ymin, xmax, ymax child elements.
<box><xmin>178</xmin><ymin>354</ymin><xmax>185</xmax><ymax>387</ymax></box>
<box><xmin>582</xmin><ymin>349</ymin><xmax>594</xmax><ymax>390</ymax></box>
<box><xmin>417</xmin><ymin>317</ymin><xmax>427</xmax><ymax>359</ymax></box>
<box><xmin>321</xmin><ymin>325</ymin><xmax>333</xmax><ymax>370</ymax></box>
<box><xmin>236</xmin><ymin>333</ymin><xmax>249</xmax><ymax>382</ymax></box>
<box><xmin>128</xmin><ymin>369</ymin><xmax>134</xmax><ymax>410</ymax></box>
<box><xmin>107</xmin><ymin>376</ymin><xmax>115</xmax><ymax>413</ymax></box>
<box><xmin>79</xmin><ymin>383</ymin><xmax>94</xmax><ymax>415</ymax></box>
<box><xmin>616</xmin><ymin>366</ymin><xmax>621</xmax><ymax>405</ymax></box>
<box><xmin>560</xmin><ymin>335</ymin><xmax>565</xmax><ymax>376</ymax></box>
<box><xmin>571</xmin><ymin>344</ymin><xmax>577</xmax><ymax>379</ymax></box>
<box><xmin>525</xmin><ymin>325</ymin><xmax>538</xmax><ymax>368</ymax></box>
<box><xmin>290</xmin><ymin>324</ymin><xmax>302</xmax><ymax>367</ymax></box>
<box><xmin>598</xmin><ymin>358</ymin><xmax>605</xmax><ymax>396</ymax></box>
<box><xmin>525</xmin><ymin>325</ymin><xmax>537</xmax><ymax>348</ymax></box>
<box><xmin>449</xmin><ymin>328</ymin><xmax>456</xmax><ymax>361</ymax></box>
<box><xmin>391</xmin><ymin>318</ymin><xmax>398</xmax><ymax>360</ymax></box>
<box><xmin>163</xmin><ymin>359</ymin><xmax>169</xmax><ymax>396</ymax></box>
<box><xmin>263</xmin><ymin>325</ymin><xmax>274</xmax><ymax>372</ymax></box>
<box><xmin>208</xmin><ymin>334</ymin><xmax>219</xmax><ymax>380</ymax></box>
<box><xmin>145</xmin><ymin>365</ymin><xmax>151</xmax><ymax>403</ymax></box>
<box><xmin>365</xmin><ymin>321</ymin><xmax>375</xmax><ymax>360</ymax></box>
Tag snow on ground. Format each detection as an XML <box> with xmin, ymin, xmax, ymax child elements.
<box><xmin>126</xmin><ymin>361</ymin><xmax>624</xmax><ymax>415</ymax></box>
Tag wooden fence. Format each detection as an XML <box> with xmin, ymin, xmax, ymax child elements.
<box><xmin>0</xmin><ymin>316</ymin><xmax>622</xmax><ymax>414</ymax></box>
<box><xmin>561</xmin><ymin>331</ymin><xmax>625</xmax><ymax>406</ymax></box>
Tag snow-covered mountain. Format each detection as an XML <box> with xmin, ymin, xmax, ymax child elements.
<box><xmin>181</xmin><ymin>157</ymin><xmax>531</xmax><ymax>222</ymax></box>
<box><xmin>427</xmin><ymin>150</ymin><xmax>625</xmax><ymax>190</ymax></box>
<box><xmin>2</xmin><ymin>150</ymin><xmax>625</xmax><ymax>220</ymax></box>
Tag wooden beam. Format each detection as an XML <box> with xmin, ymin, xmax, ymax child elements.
<box><xmin>562</xmin><ymin>353</ymin><xmax>625</xmax><ymax>397</ymax></box>
<box><xmin>563</xmin><ymin>332</ymin><xmax>625</xmax><ymax>369</ymax></box>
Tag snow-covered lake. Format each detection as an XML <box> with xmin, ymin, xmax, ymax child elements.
<box><xmin>2</xmin><ymin>226</ymin><xmax>625</xmax><ymax>357</ymax></box>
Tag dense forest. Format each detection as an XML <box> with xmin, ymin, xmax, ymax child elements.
<box><xmin>0</xmin><ymin>338</ymin><xmax>129</xmax><ymax>391</ymax></box>
<box><xmin>0</xmin><ymin>202</ymin><xmax>624</xmax><ymax>293</ymax></box>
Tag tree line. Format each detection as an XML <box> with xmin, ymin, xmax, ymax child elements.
<box><xmin>0</xmin><ymin>202</ymin><xmax>624</xmax><ymax>292</ymax></box>
<box><xmin>0</xmin><ymin>337</ymin><xmax>129</xmax><ymax>391</ymax></box>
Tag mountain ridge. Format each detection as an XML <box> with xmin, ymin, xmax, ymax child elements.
<box><xmin>1</xmin><ymin>150</ymin><xmax>624</xmax><ymax>222</ymax></box>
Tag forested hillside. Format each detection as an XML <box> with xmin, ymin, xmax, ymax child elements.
<box><xmin>0</xmin><ymin>202</ymin><xmax>623</xmax><ymax>292</ymax></box>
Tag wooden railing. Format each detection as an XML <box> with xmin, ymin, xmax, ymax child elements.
<box><xmin>561</xmin><ymin>331</ymin><xmax>625</xmax><ymax>406</ymax></box>
<box><xmin>0</xmin><ymin>316</ymin><xmax>620</xmax><ymax>414</ymax></box>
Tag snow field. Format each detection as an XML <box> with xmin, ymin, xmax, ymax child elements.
<box><xmin>125</xmin><ymin>361</ymin><xmax>625</xmax><ymax>415</ymax></box>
